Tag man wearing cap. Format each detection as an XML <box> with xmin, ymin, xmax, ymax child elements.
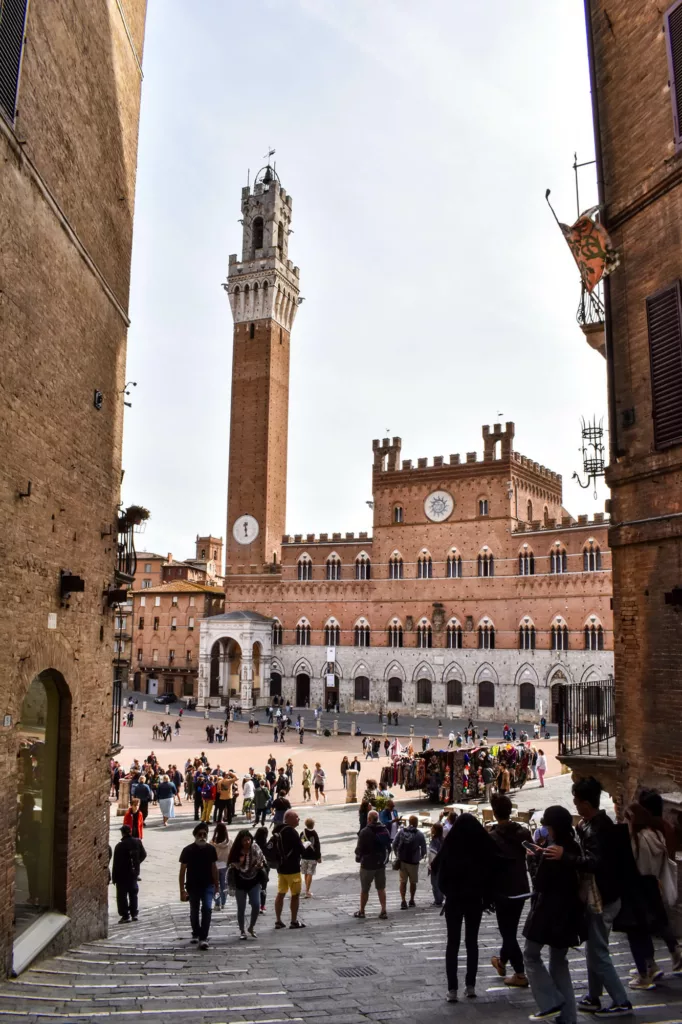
<box><xmin>111</xmin><ymin>824</ymin><xmax>146</xmax><ymax>923</ymax></box>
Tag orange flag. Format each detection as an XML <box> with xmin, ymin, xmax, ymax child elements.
<box><xmin>559</xmin><ymin>206</ymin><xmax>619</xmax><ymax>293</ymax></box>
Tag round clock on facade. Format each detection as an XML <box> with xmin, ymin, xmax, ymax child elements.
<box><xmin>424</xmin><ymin>490</ymin><xmax>454</xmax><ymax>522</ymax></box>
<box><xmin>233</xmin><ymin>514</ymin><xmax>260</xmax><ymax>544</ymax></box>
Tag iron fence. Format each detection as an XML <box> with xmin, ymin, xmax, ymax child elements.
<box><xmin>115</xmin><ymin>516</ymin><xmax>137</xmax><ymax>583</ymax></box>
<box><xmin>557</xmin><ymin>677</ymin><xmax>616</xmax><ymax>757</ymax></box>
<box><xmin>112</xmin><ymin>673</ymin><xmax>123</xmax><ymax>750</ymax></box>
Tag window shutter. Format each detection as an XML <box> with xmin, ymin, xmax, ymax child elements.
<box><xmin>647</xmin><ymin>281</ymin><xmax>682</xmax><ymax>448</ymax></box>
<box><xmin>0</xmin><ymin>0</ymin><xmax>28</xmax><ymax>125</ymax></box>
<box><xmin>666</xmin><ymin>0</ymin><xmax>682</xmax><ymax>146</ymax></box>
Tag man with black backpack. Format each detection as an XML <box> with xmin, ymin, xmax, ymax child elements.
<box><xmin>393</xmin><ymin>815</ymin><xmax>427</xmax><ymax>909</ymax></box>
<box><xmin>112</xmin><ymin>823</ymin><xmax>146</xmax><ymax>923</ymax></box>
<box><xmin>269</xmin><ymin>809</ymin><xmax>310</xmax><ymax>930</ymax></box>
<box><xmin>354</xmin><ymin>809</ymin><xmax>391</xmax><ymax>919</ymax></box>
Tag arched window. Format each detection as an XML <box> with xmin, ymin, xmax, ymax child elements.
<box><xmin>519</xmin><ymin>550</ymin><xmax>535</xmax><ymax>575</ymax></box>
<box><xmin>354</xmin><ymin>676</ymin><xmax>370</xmax><ymax>701</ymax></box>
<box><xmin>389</xmin><ymin>554</ymin><xmax>404</xmax><ymax>579</ymax></box>
<box><xmin>417</xmin><ymin>622</ymin><xmax>432</xmax><ymax>649</ymax></box>
<box><xmin>447</xmin><ymin>551</ymin><xmax>462</xmax><ymax>578</ymax></box>
<box><xmin>393</xmin><ymin>505</ymin><xmax>404</xmax><ymax>524</ymax></box>
<box><xmin>478</xmin><ymin>622</ymin><xmax>495</xmax><ymax>649</ymax></box>
<box><xmin>356</xmin><ymin>554</ymin><xmax>371</xmax><ymax>580</ymax></box>
<box><xmin>277</xmin><ymin>221</ymin><xmax>284</xmax><ymax>252</ymax></box>
<box><xmin>551</xmin><ymin>622</ymin><xmax>569</xmax><ymax>650</ymax></box>
<box><xmin>519</xmin><ymin>623</ymin><xmax>536</xmax><ymax>650</ymax></box>
<box><xmin>447</xmin><ymin>621</ymin><xmax>463</xmax><ymax>649</ymax></box>
<box><xmin>297</xmin><ymin>555</ymin><xmax>313</xmax><ymax>581</ymax></box>
<box><xmin>354</xmin><ymin>621</ymin><xmax>371</xmax><ymax>647</ymax></box>
<box><xmin>519</xmin><ymin>682</ymin><xmax>536</xmax><ymax>710</ymax></box>
<box><xmin>527</xmin><ymin>499</ymin><xmax>533</xmax><ymax>521</ymax></box>
<box><xmin>478</xmin><ymin>551</ymin><xmax>495</xmax><ymax>577</ymax></box>
<box><xmin>326</xmin><ymin>555</ymin><xmax>341</xmax><ymax>580</ymax></box>
<box><xmin>446</xmin><ymin>678</ymin><xmax>462</xmax><ymax>705</ymax></box>
<box><xmin>479</xmin><ymin>498</ymin><xmax>489</xmax><ymax>516</ymax></box>
<box><xmin>417</xmin><ymin>678</ymin><xmax>432</xmax><ymax>703</ymax></box>
<box><xmin>249</xmin><ymin>322</ymin><xmax>255</xmax><ymax>339</ymax></box>
<box><xmin>585</xmin><ymin>622</ymin><xmax>605</xmax><ymax>650</ymax></box>
<box><xmin>295</xmin><ymin>620</ymin><xmax>311</xmax><ymax>645</ymax></box>
<box><xmin>387</xmin><ymin>621</ymin><xmax>403</xmax><ymax>648</ymax></box>
<box><xmin>324</xmin><ymin>620</ymin><xmax>340</xmax><ymax>646</ymax></box>
<box><xmin>272</xmin><ymin>620</ymin><xmax>283</xmax><ymax>645</ymax></box>
<box><xmin>583</xmin><ymin>541</ymin><xmax>602</xmax><ymax>572</ymax></box>
<box><xmin>478</xmin><ymin>680</ymin><xmax>495</xmax><ymax>707</ymax></box>
<box><xmin>388</xmin><ymin>677</ymin><xmax>402</xmax><ymax>703</ymax></box>
<box><xmin>550</xmin><ymin>547</ymin><xmax>568</xmax><ymax>574</ymax></box>
<box><xmin>252</xmin><ymin>216</ymin><xmax>264</xmax><ymax>250</ymax></box>
<box><xmin>417</xmin><ymin>553</ymin><xmax>433</xmax><ymax>579</ymax></box>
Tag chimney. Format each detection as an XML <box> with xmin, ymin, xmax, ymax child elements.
<box><xmin>167</xmin><ymin>552</ymin><xmax>172</xmax><ymax>563</ymax></box>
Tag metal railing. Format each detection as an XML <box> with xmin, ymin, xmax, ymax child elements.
<box><xmin>112</xmin><ymin>674</ymin><xmax>123</xmax><ymax>751</ymax></box>
<box><xmin>577</xmin><ymin>280</ymin><xmax>605</xmax><ymax>327</ymax></box>
<box><xmin>115</xmin><ymin>516</ymin><xmax>137</xmax><ymax>584</ymax></box>
<box><xmin>557</xmin><ymin>677</ymin><xmax>616</xmax><ymax>757</ymax></box>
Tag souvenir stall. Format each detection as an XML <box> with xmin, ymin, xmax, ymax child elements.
<box><xmin>379</xmin><ymin>743</ymin><xmax>530</xmax><ymax>804</ymax></box>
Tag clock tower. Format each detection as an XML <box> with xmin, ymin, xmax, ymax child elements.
<box><xmin>223</xmin><ymin>163</ymin><xmax>300</xmax><ymax>574</ymax></box>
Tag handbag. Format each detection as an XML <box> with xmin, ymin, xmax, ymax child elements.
<box><xmin>661</xmin><ymin>857</ymin><xmax>678</xmax><ymax>906</ymax></box>
<box><xmin>392</xmin><ymin>858</ymin><xmax>401</xmax><ymax>870</ymax></box>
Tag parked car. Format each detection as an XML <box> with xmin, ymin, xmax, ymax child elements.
<box><xmin>153</xmin><ymin>693</ymin><xmax>178</xmax><ymax>704</ymax></box>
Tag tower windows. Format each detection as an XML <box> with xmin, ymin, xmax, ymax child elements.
<box><xmin>583</xmin><ymin>541</ymin><xmax>602</xmax><ymax>571</ymax></box>
<box><xmin>387</xmin><ymin>620</ymin><xmax>403</xmax><ymax>647</ymax></box>
<box><xmin>417</xmin><ymin>621</ymin><xmax>432</xmax><ymax>649</ymax></box>
<box><xmin>551</xmin><ymin>547</ymin><xmax>568</xmax><ymax>574</ymax></box>
<box><xmin>296</xmin><ymin>619</ymin><xmax>311</xmax><ymax>646</ymax></box>
<box><xmin>585</xmin><ymin>621</ymin><xmax>605</xmax><ymax>650</ymax></box>
<box><xmin>478</xmin><ymin>621</ymin><xmax>495</xmax><ymax>649</ymax></box>
<box><xmin>297</xmin><ymin>555</ymin><xmax>313</xmax><ymax>581</ymax></box>
<box><xmin>519</xmin><ymin>622</ymin><xmax>536</xmax><ymax>650</ymax></box>
<box><xmin>272</xmin><ymin>619</ymin><xmax>283</xmax><ymax>645</ymax></box>
<box><xmin>325</xmin><ymin>619</ymin><xmax>341</xmax><ymax>646</ymax></box>
<box><xmin>326</xmin><ymin>555</ymin><xmax>341</xmax><ymax>580</ymax></box>
<box><xmin>389</xmin><ymin>553</ymin><xmax>404</xmax><ymax>579</ymax></box>
<box><xmin>478</xmin><ymin>498</ymin><xmax>489</xmax><ymax>516</ymax></box>
<box><xmin>478</xmin><ymin>551</ymin><xmax>495</xmax><ymax>577</ymax></box>
<box><xmin>356</xmin><ymin>553</ymin><xmax>371</xmax><ymax>580</ymax></box>
<box><xmin>519</xmin><ymin>549</ymin><xmax>535</xmax><ymax>575</ymax></box>
<box><xmin>252</xmin><ymin>217</ymin><xmax>264</xmax><ymax>251</ymax></box>
<box><xmin>551</xmin><ymin>622</ymin><xmax>569</xmax><ymax>650</ymax></box>
<box><xmin>393</xmin><ymin>505</ymin><xmax>404</xmax><ymax>523</ymax></box>
<box><xmin>447</xmin><ymin>551</ymin><xmax>462</xmax><ymax>578</ymax></box>
<box><xmin>354</xmin><ymin>621</ymin><xmax>371</xmax><ymax>647</ymax></box>
<box><xmin>417</xmin><ymin>552</ymin><xmax>433</xmax><ymax>578</ymax></box>
<box><xmin>249</xmin><ymin>323</ymin><xmax>255</xmax><ymax>339</ymax></box>
<box><xmin>447</xmin><ymin>620</ymin><xmax>463</xmax><ymax>649</ymax></box>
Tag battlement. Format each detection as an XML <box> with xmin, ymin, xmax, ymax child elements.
<box><xmin>513</xmin><ymin>512</ymin><xmax>607</xmax><ymax>534</ymax></box>
<box><xmin>282</xmin><ymin>532</ymin><xmax>372</xmax><ymax>545</ymax></box>
<box><xmin>511</xmin><ymin>451</ymin><xmax>562</xmax><ymax>484</ymax></box>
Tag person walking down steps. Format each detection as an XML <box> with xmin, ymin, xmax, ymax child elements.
<box><xmin>112</xmin><ymin>824</ymin><xmax>146</xmax><ymax>923</ymax></box>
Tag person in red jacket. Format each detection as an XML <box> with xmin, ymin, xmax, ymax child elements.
<box><xmin>123</xmin><ymin>797</ymin><xmax>144</xmax><ymax>840</ymax></box>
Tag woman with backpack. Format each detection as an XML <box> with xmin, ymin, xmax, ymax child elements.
<box><xmin>211</xmin><ymin>822</ymin><xmax>231</xmax><ymax>910</ymax></box>
<box><xmin>227</xmin><ymin>830</ymin><xmax>266</xmax><ymax>940</ymax></box>
<box><xmin>312</xmin><ymin>763</ymin><xmax>327</xmax><ymax>805</ymax></box>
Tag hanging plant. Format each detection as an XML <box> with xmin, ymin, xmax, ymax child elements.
<box><xmin>123</xmin><ymin>505</ymin><xmax>151</xmax><ymax>526</ymax></box>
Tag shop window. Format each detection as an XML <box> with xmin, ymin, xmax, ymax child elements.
<box><xmin>446</xmin><ymin>678</ymin><xmax>462</xmax><ymax>705</ymax></box>
<box><xmin>478</xmin><ymin>680</ymin><xmax>495</xmax><ymax>707</ymax></box>
<box><xmin>417</xmin><ymin>678</ymin><xmax>432</xmax><ymax>703</ymax></box>
<box><xmin>388</xmin><ymin>677</ymin><xmax>403</xmax><ymax>702</ymax></box>
<box><xmin>354</xmin><ymin>676</ymin><xmax>370</xmax><ymax>701</ymax></box>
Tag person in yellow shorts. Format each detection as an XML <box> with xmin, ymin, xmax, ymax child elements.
<box><xmin>273</xmin><ymin>809</ymin><xmax>311</xmax><ymax>929</ymax></box>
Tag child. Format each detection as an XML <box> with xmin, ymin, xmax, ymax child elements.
<box><xmin>300</xmin><ymin>817</ymin><xmax>322</xmax><ymax>898</ymax></box>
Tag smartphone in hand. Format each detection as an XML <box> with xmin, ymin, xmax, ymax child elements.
<box><xmin>522</xmin><ymin>840</ymin><xmax>541</xmax><ymax>855</ymax></box>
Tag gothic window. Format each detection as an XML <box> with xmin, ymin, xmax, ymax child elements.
<box><xmin>324</xmin><ymin>620</ymin><xmax>340</xmax><ymax>646</ymax></box>
<box><xmin>388</xmin><ymin>677</ymin><xmax>403</xmax><ymax>702</ymax></box>
<box><xmin>417</xmin><ymin>553</ymin><xmax>433</xmax><ymax>578</ymax></box>
<box><xmin>478</xmin><ymin>551</ymin><xmax>494</xmax><ymax>577</ymax></box>
<box><xmin>417</xmin><ymin>678</ymin><xmax>432</xmax><ymax>703</ymax></box>
<box><xmin>551</xmin><ymin>623</ymin><xmax>569</xmax><ymax>650</ymax></box>
<box><xmin>447</xmin><ymin>552</ymin><xmax>462</xmax><ymax>578</ymax></box>
<box><xmin>583</xmin><ymin>541</ymin><xmax>602</xmax><ymax>572</ymax></box>
<box><xmin>354</xmin><ymin>621</ymin><xmax>371</xmax><ymax>647</ymax></box>
<box><xmin>446</xmin><ymin>621</ymin><xmax>463</xmax><ymax>649</ymax></box>
<box><xmin>478</xmin><ymin>622</ymin><xmax>495</xmax><ymax>649</ymax></box>
<box><xmin>354</xmin><ymin>676</ymin><xmax>370</xmax><ymax>701</ymax></box>
<box><xmin>551</xmin><ymin>547</ymin><xmax>568</xmax><ymax>574</ymax></box>
<box><xmin>389</xmin><ymin>554</ymin><xmax>404</xmax><ymax>579</ymax></box>
<box><xmin>277</xmin><ymin>221</ymin><xmax>284</xmax><ymax>253</ymax></box>
<box><xmin>527</xmin><ymin>500</ymin><xmax>533</xmax><ymax>521</ymax></box>
<box><xmin>252</xmin><ymin>217</ymin><xmax>264</xmax><ymax>250</ymax></box>
<box><xmin>393</xmin><ymin>505</ymin><xmax>404</xmax><ymax>523</ymax></box>
<box><xmin>326</xmin><ymin>555</ymin><xmax>341</xmax><ymax>580</ymax></box>
<box><xmin>356</xmin><ymin>554</ymin><xmax>371</xmax><ymax>580</ymax></box>
<box><xmin>417</xmin><ymin>622</ymin><xmax>432</xmax><ymax>648</ymax></box>
<box><xmin>519</xmin><ymin>623</ymin><xmax>536</xmax><ymax>650</ymax></box>
<box><xmin>479</xmin><ymin>498</ymin><xmax>489</xmax><ymax>516</ymax></box>
<box><xmin>519</xmin><ymin>550</ymin><xmax>535</xmax><ymax>575</ymax></box>
<box><xmin>585</xmin><ymin>622</ymin><xmax>605</xmax><ymax>650</ymax></box>
<box><xmin>387</xmin><ymin>621</ymin><xmax>403</xmax><ymax>647</ymax></box>
<box><xmin>478</xmin><ymin>680</ymin><xmax>495</xmax><ymax>707</ymax></box>
<box><xmin>272</xmin><ymin>620</ymin><xmax>283</xmax><ymax>645</ymax></box>
<box><xmin>519</xmin><ymin>682</ymin><xmax>536</xmax><ymax>710</ymax></box>
<box><xmin>249</xmin><ymin>323</ymin><xmax>255</xmax><ymax>339</ymax></box>
<box><xmin>446</xmin><ymin>679</ymin><xmax>463</xmax><ymax>705</ymax></box>
<box><xmin>296</xmin><ymin>620</ymin><xmax>311</xmax><ymax>646</ymax></box>
<box><xmin>297</xmin><ymin>555</ymin><xmax>313</xmax><ymax>581</ymax></box>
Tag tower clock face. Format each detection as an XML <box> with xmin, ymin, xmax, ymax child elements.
<box><xmin>424</xmin><ymin>490</ymin><xmax>454</xmax><ymax>522</ymax></box>
<box><xmin>233</xmin><ymin>514</ymin><xmax>260</xmax><ymax>545</ymax></box>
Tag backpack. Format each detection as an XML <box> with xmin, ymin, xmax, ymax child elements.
<box><xmin>264</xmin><ymin>830</ymin><xmax>284</xmax><ymax>868</ymax></box>
<box><xmin>396</xmin><ymin>828</ymin><xmax>421</xmax><ymax>863</ymax></box>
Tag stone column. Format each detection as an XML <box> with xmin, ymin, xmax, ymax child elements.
<box><xmin>351</xmin><ymin>721</ymin><xmax>356</xmax><ymax>737</ymax></box>
<box><xmin>316</xmin><ymin>717</ymin><xmax>322</xmax><ymax>735</ymax></box>
<box><xmin>219</xmin><ymin>649</ymin><xmax>230</xmax><ymax>707</ymax></box>
<box><xmin>333</xmin><ymin>719</ymin><xmax>339</xmax><ymax>736</ymax></box>
<box><xmin>117</xmin><ymin>778</ymin><xmax>131</xmax><ymax>816</ymax></box>
<box><xmin>197</xmin><ymin>657</ymin><xmax>209</xmax><ymax>708</ymax></box>
<box><xmin>437</xmin><ymin>725</ymin><xmax>443</xmax><ymax>739</ymax></box>
<box><xmin>346</xmin><ymin>768</ymin><xmax>359</xmax><ymax>804</ymax></box>
<box><xmin>240</xmin><ymin>654</ymin><xmax>254</xmax><ymax>711</ymax></box>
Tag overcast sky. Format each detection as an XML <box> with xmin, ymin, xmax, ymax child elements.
<box><xmin>122</xmin><ymin>0</ymin><xmax>607</xmax><ymax>562</ymax></box>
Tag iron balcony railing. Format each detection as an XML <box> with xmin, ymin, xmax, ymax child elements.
<box><xmin>115</xmin><ymin>516</ymin><xmax>137</xmax><ymax>584</ymax></box>
<box><xmin>558</xmin><ymin>677</ymin><xmax>616</xmax><ymax>757</ymax></box>
<box><xmin>111</xmin><ymin>674</ymin><xmax>123</xmax><ymax>751</ymax></box>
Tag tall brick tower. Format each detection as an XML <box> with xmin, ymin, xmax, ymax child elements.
<box><xmin>223</xmin><ymin>163</ymin><xmax>300</xmax><ymax>574</ymax></box>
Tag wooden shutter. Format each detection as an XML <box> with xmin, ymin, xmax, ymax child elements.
<box><xmin>666</xmin><ymin>0</ymin><xmax>682</xmax><ymax>146</ymax></box>
<box><xmin>647</xmin><ymin>281</ymin><xmax>682</xmax><ymax>449</ymax></box>
<box><xmin>0</xmin><ymin>0</ymin><xmax>29</xmax><ymax>125</ymax></box>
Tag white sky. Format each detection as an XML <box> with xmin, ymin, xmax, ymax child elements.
<box><xmin>122</xmin><ymin>0</ymin><xmax>608</xmax><ymax>562</ymax></box>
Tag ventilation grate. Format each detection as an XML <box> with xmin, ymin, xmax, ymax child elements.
<box><xmin>333</xmin><ymin>966</ymin><xmax>378</xmax><ymax>979</ymax></box>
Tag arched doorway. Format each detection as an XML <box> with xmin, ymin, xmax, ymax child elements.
<box><xmin>209</xmin><ymin>641</ymin><xmax>221</xmax><ymax>699</ymax></box>
<box><xmin>326</xmin><ymin>671</ymin><xmax>340</xmax><ymax>710</ymax></box>
<box><xmin>270</xmin><ymin>672</ymin><xmax>282</xmax><ymax>699</ymax></box>
<box><xmin>550</xmin><ymin>673</ymin><xmax>567</xmax><ymax>722</ymax></box>
<box><xmin>15</xmin><ymin>671</ymin><xmax>69</xmax><ymax>938</ymax></box>
<box><xmin>296</xmin><ymin>673</ymin><xmax>310</xmax><ymax>707</ymax></box>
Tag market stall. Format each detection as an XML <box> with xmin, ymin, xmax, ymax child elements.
<box><xmin>379</xmin><ymin>743</ymin><xmax>531</xmax><ymax>804</ymax></box>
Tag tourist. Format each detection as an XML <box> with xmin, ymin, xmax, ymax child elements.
<box><xmin>301</xmin><ymin>764</ymin><xmax>312</xmax><ymax>802</ymax></box>
<box><xmin>546</xmin><ymin>776</ymin><xmax>632</xmax><ymax>1016</ymax></box>
<box><xmin>200</xmin><ymin>776</ymin><xmax>216</xmax><ymax>824</ymax></box>
<box><xmin>523</xmin><ymin>805</ymin><xmax>585</xmax><ymax>1023</ymax></box>
<box><xmin>434</xmin><ymin>812</ymin><xmax>499</xmax><ymax>1001</ymax></box>
<box><xmin>286</xmin><ymin>758</ymin><xmax>294</xmax><ymax>786</ymax></box>
<box><xmin>340</xmin><ymin>755</ymin><xmax>350</xmax><ymax>789</ymax></box>
<box><xmin>215</xmin><ymin>771</ymin><xmax>234</xmax><ymax>823</ymax></box>
<box><xmin>123</xmin><ymin>797</ymin><xmax>144</xmax><ymax>839</ymax></box>
<box><xmin>637</xmin><ymin>789</ymin><xmax>682</xmax><ymax>971</ymax></box>
<box><xmin>393</xmin><ymin>814</ymin><xmax>427</xmax><ymax>909</ymax></box>
<box><xmin>253</xmin><ymin>826</ymin><xmax>270</xmax><ymax>914</ymax></box>
<box><xmin>274</xmin><ymin>809</ymin><xmax>308</xmax><ymax>929</ymax></box>
<box><xmin>536</xmin><ymin>749</ymin><xmax>547</xmax><ymax>787</ymax></box>
<box><xmin>253</xmin><ymin>778</ymin><xmax>270</xmax><ymax>825</ymax></box>
<box><xmin>299</xmin><ymin>725</ymin><xmax>305</xmax><ymax>744</ymax></box>
<box><xmin>482</xmin><ymin>756</ymin><xmax>496</xmax><ymax>803</ymax></box>
<box><xmin>384</xmin><ymin>737</ymin><xmax>390</xmax><ymax>757</ymax></box>
<box><xmin>112</xmin><ymin>823</ymin><xmax>146</xmax><ymax>923</ymax></box>
<box><xmin>354</xmin><ymin>809</ymin><xmax>391</xmax><ymax>920</ymax></box>
<box><xmin>350</xmin><ymin>754</ymin><xmax>361</xmax><ymax>775</ymax></box>
<box><xmin>172</xmin><ymin>765</ymin><xmax>183</xmax><ymax>805</ymax></box>
<box><xmin>227</xmin><ymin>830</ymin><xmax>265</xmax><ymax>940</ymax></box>
<box><xmin>312</xmin><ymin>763</ymin><xmax>327</xmax><ymax>804</ymax></box>
<box><xmin>179</xmin><ymin>823</ymin><xmax>219</xmax><ymax>950</ymax></box>
<box><xmin>211</xmin><ymin>822</ymin><xmax>231</xmax><ymax>910</ymax></box>
<box><xmin>442</xmin><ymin>810</ymin><xmax>458</xmax><ymax>836</ymax></box>
<box><xmin>456</xmin><ymin>732</ymin><xmax>462</xmax><ymax>748</ymax></box>
<box><xmin>427</xmin><ymin>822</ymin><xmax>444</xmax><ymax>906</ymax></box>
<box><xmin>497</xmin><ymin>763</ymin><xmax>511</xmax><ymax>796</ymax></box>
<box><xmin>275</xmin><ymin>767</ymin><xmax>290</xmax><ymax>796</ymax></box>
<box><xmin>156</xmin><ymin>774</ymin><xmax>177</xmax><ymax>827</ymax></box>
<box><xmin>358</xmin><ymin>797</ymin><xmax>371</xmax><ymax>832</ymax></box>
<box><xmin>193</xmin><ymin>771</ymin><xmax>205</xmax><ymax>821</ymax></box>
<box><xmin>300</xmin><ymin>817</ymin><xmax>322</xmax><ymax>898</ymax></box>
<box><xmin>271</xmin><ymin>790</ymin><xmax>291</xmax><ymax>825</ymax></box>
<box><xmin>489</xmin><ymin>795</ymin><xmax>531</xmax><ymax>988</ymax></box>
<box><xmin>379</xmin><ymin>798</ymin><xmax>399</xmax><ymax>840</ymax></box>
<box><xmin>448</xmin><ymin>731</ymin><xmax>455</xmax><ymax>750</ymax></box>
<box><xmin>242</xmin><ymin>775</ymin><xmax>255</xmax><ymax>821</ymax></box>
<box><xmin>133</xmin><ymin>775</ymin><xmax>152</xmax><ymax>821</ymax></box>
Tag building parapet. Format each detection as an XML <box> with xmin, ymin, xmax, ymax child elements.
<box><xmin>513</xmin><ymin>513</ymin><xmax>608</xmax><ymax>535</ymax></box>
<box><xmin>282</xmin><ymin>532</ymin><xmax>372</xmax><ymax>545</ymax></box>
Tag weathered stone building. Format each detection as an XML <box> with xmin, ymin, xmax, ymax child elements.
<box><xmin>199</xmin><ymin>166</ymin><xmax>613</xmax><ymax>718</ymax></box>
<box><xmin>0</xmin><ymin>0</ymin><xmax>146</xmax><ymax>974</ymax></box>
